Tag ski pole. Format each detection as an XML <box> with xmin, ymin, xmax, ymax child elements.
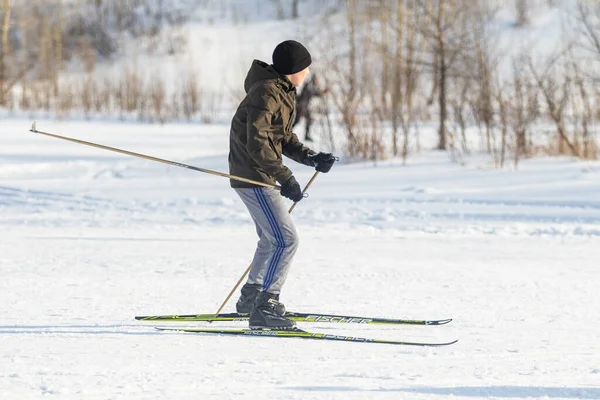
<box><xmin>214</xmin><ymin>171</ymin><xmax>320</xmax><ymax>315</ymax></box>
<box><xmin>29</xmin><ymin>122</ymin><xmax>280</xmax><ymax>190</ymax></box>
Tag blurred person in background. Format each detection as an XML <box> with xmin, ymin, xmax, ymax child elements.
<box><xmin>293</xmin><ymin>73</ymin><xmax>328</xmax><ymax>142</ymax></box>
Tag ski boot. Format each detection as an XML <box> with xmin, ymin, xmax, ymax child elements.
<box><xmin>236</xmin><ymin>283</ymin><xmax>286</xmax><ymax>316</ymax></box>
<box><xmin>235</xmin><ymin>283</ymin><xmax>261</xmax><ymax>315</ymax></box>
<box><xmin>249</xmin><ymin>291</ymin><xmax>295</xmax><ymax>330</ymax></box>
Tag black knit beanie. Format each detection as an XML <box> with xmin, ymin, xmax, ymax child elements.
<box><xmin>272</xmin><ymin>40</ymin><xmax>312</xmax><ymax>75</ymax></box>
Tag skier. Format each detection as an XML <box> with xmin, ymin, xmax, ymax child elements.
<box><xmin>293</xmin><ymin>73</ymin><xmax>328</xmax><ymax>141</ymax></box>
<box><xmin>228</xmin><ymin>40</ymin><xmax>336</xmax><ymax>330</ymax></box>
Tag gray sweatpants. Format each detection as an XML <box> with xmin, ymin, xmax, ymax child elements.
<box><xmin>234</xmin><ymin>187</ymin><xmax>299</xmax><ymax>295</ymax></box>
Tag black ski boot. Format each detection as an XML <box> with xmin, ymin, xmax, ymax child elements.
<box><xmin>236</xmin><ymin>283</ymin><xmax>261</xmax><ymax>315</ymax></box>
<box><xmin>236</xmin><ymin>284</ymin><xmax>286</xmax><ymax>316</ymax></box>
<box><xmin>249</xmin><ymin>291</ymin><xmax>295</xmax><ymax>330</ymax></box>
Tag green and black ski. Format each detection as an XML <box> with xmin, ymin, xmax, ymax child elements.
<box><xmin>155</xmin><ymin>326</ymin><xmax>458</xmax><ymax>347</ymax></box>
<box><xmin>136</xmin><ymin>312</ymin><xmax>451</xmax><ymax>326</ymax></box>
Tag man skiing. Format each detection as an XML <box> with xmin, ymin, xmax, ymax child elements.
<box><xmin>228</xmin><ymin>40</ymin><xmax>336</xmax><ymax>330</ymax></box>
<box><xmin>293</xmin><ymin>73</ymin><xmax>328</xmax><ymax>141</ymax></box>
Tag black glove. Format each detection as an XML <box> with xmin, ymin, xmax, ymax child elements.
<box><xmin>309</xmin><ymin>152</ymin><xmax>336</xmax><ymax>173</ymax></box>
<box><xmin>280</xmin><ymin>176</ymin><xmax>303</xmax><ymax>202</ymax></box>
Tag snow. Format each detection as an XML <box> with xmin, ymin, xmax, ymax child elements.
<box><xmin>1</xmin><ymin>118</ymin><xmax>600</xmax><ymax>399</ymax></box>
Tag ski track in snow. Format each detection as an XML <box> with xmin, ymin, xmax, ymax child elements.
<box><xmin>1</xmin><ymin>119</ymin><xmax>600</xmax><ymax>399</ymax></box>
<box><xmin>2</xmin><ymin>183</ymin><xmax>600</xmax><ymax>237</ymax></box>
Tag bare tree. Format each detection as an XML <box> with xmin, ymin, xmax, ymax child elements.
<box><xmin>568</xmin><ymin>46</ymin><xmax>597</xmax><ymax>159</ymax></box>
<box><xmin>468</xmin><ymin>2</ymin><xmax>501</xmax><ymax>156</ymax></box>
<box><xmin>53</xmin><ymin>1</ymin><xmax>63</xmax><ymax>97</ymax></box>
<box><xmin>379</xmin><ymin>0</ymin><xmax>391</xmax><ymax>123</ymax></box>
<box><xmin>390</xmin><ymin>0</ymin><xmax>404</xmax><ymax>157</ymax></box>
<box><xmin>515</xmin><ymin>0</ymin><xmax>529</xmax><ymax>27</ymax></box>
<box><xmin>576</xmin><ymin>0</ymin><xmax>600</xmax><ymax>84</ymax></box>
<box><xmin>291</xmin><ymin>0</ymin><xmax>302</xmax><ymax>19</ymax></box>
<box><xmin>495</xmin><ymin>82</ymin><xmax>509</xmax><ymax>168</ymax></box>
<box><xmin>0</xmin><ymin>0</ymin><xmax>11</xmax><ymax>106</ymax></box>
<box><xmin>448</xmin><ymin>76</ymin><xmax>471</xmax><ymax>162</ymax></box>
<box><xmin>510</xmin><ymin>57</ymin><xmax>539</xmax><ymax>167</ymax></box>
<box><xmin>270</xmin><ymin>0</ymin><xmax>285</xmax><ymax>20</ymax></box>
<box><xmin>80</xmin><ymin>75</ymin><xmax>96</xmax><ymax>119</ymax></box>
<box><xmin>386</xmin><ymin>0</ymin><xmax>428</xmax><ymax>162</ymax></box>
<box><xmin>400</xmin><ymin>1</ymin><xmax>427</xmax><ymax>162</ymax></box>
<box><xmin>577</xmin><ymin>0</ymin><xmax>600</xmax><ymax>57</ymax></box>
<box><xmin>181</xmin><ymin>69</ymin><xmax>201</xmax><ymax>121</ymax></box>
<box><xmin>431</xmin><ymin>0</ymin><xmax>450</xmax><ymax>150</ymax></box>
<box><xmin>528</xmin><ymin>53</ymin><xmax>580</xmax><ymax>157</ymax></box>
<box><xmin>150</xmin><ymin>74</ymin><xmax>167</xmax><ymax>124</ymax></box>
<box><xmin>417</xmin><ymin>0</ymin><xmax>472</xmax><ymax>150</ymax></box>
<box><xmin>323</xmin><ymin>0</ymin><xmax>364</xmax><ymax>157</ymax></box>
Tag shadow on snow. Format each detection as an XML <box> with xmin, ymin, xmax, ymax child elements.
<box><xmin>286</xmin><ymin>385</ymin><xmax>600</xmax><ymax>399</ymax></box>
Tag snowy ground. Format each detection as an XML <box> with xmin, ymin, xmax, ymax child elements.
<box><xmin>1</xmin><ymin>118</ymin><xmax>600</xmax><ymax>399</ymax></box>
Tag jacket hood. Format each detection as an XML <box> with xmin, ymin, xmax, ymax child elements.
<box><xmin>244</xmin><ymin>59</ymin><xmax>294</xmax><ymax>94</ymax></box>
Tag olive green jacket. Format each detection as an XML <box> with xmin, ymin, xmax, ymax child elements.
<box><xmin>228</xmin><ymin>60</ymin><xmax>315</xmax><ymax>188</ymax></box>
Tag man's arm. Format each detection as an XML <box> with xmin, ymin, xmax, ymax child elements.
<box><xmin>246</xmin><ymin>86</ymin><xmax>293</xmax><ymax>183</ymax></box>
<box><xmin>282</xmin><ymin>131</ymin><xmax>316</xmax><ymax>166</ymax></box>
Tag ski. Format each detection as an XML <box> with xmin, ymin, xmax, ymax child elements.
<box><xmin>155</xmin><ymin>326</ymin><xmax>458</xmax><ymax>347</ymax></box>
<box><xmin>136</xmin><ymin>312</ymin><xmax>451</xmax><ymax>326</ymax></box>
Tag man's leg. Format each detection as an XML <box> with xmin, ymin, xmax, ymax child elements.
<box><xmin>234</xmin><ymin>218</ymin><xmax>268</xmax><ymax>314</ymax></box>
<box><xmin>247</xmin><ymin>219</ymin><xmax>270</xmax><ymax>285</ymax></box>
<box><xmin>234</xmin><ymin>187</ymin><xmax>299</xmax><ymax>289</ymax></box>
<box><xmin>234</xmin><ymin>187</ymin><xmax>299</xmax><ymax>328</ymax></box>
<box><xmin>293</xmin><ymin>105</ymin><xmax>303</xmax><ymax>127</ymax></box>
<box><xmin>234</xmin><ymin>187</ymin><xmax>298</xmax><ymax>303</ymax></box>
<box><xmin>234</xmin><ymin>189</ymin><xmax>270</xmax><ymax>314</ymax></box>
<box><xmin>305</xmin><ymin>110</ymin><xmax>313</xmax><ymax>141</ymax></box>
<box><xmin>252</xmin><ymin>188</ymin><xmax>299</xmax><ymax>294</ymax></box>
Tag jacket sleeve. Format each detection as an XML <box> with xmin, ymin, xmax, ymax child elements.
<box><xmin>246</xmin><ymin>85</ymin><xmax>293</xmax><ymax>184</ymax></box>
<box><xmin>282</xmin><ymin>132</ymin><xmax>316</xmax><ymax>166</ymax></box>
